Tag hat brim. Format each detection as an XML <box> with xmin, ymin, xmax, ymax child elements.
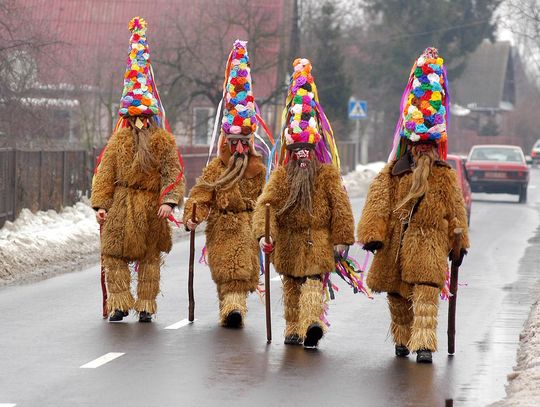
<box><xmin>286</xmin><ymin>142</ymin><xmax>316</xmax><ymax>151</ymax></box>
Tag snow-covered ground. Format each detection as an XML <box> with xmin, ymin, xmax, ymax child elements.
<box><xmin>342</xmin><ymin>161</ymin><xmax>386</xmax><ymax>197</ymax></box>
<box><xmin>493</xmin><ymin>294</ymin><xmax>540</xmax><ymax>406</ymax></box>
<box><xmin>0</xmin><ymin>200</ymin><xmax>100</xmax><ymax>284</ymax></box>
<box><xmin>0</xmin><ymin>198</ymin><xmax>190</xmax><ymax>285</ymax></box>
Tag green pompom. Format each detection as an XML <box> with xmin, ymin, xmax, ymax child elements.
<box><xmin>430</xmin><ymin>100</ymin><xmax>442</xmax><ymax>110</ymax></box>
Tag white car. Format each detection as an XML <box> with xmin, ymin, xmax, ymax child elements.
<box><xmin>530</xmin><ymin>139</ymin><xmax>540</xmax><ymax>167</ymax></box>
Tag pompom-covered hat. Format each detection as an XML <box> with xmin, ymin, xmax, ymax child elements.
<box><xmin>220</xmin><ymin>40</ymin><xmax>257</xmax><ymax>138</ymax></box>
<box><xmin>283</xmin><ymin>58</ymin><xmax>321</xmax><ymax>148</ymax></box>
<box><xmin>389</xmin><ymin>47</ymin><xmax>450</xmax><ymax>161</ymax></box>
<box><xmin>118</xmin><ymin>17</ymin><xmax>160</xmax><ymax>118</ymax></box>
<box><xmin>271</xmin><ymin>58</ymin><xmax>341</xmax><ymax>169</ymax></box>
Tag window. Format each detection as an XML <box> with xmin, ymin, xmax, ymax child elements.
<box><xmin>193</xmin><ymin>107</ymin><xmax>214</xmax><ymax>145</ymax></box>
<box><xmin>469</xmin><ymin>147</ymin><xmax>524</xmax><ymax>163</ymax></box>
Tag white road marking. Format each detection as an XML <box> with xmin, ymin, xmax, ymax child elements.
<box><xmin>271</xmin><ymin>276</ymin><xmax>281</xmax><ymax>282</ymax></box>
<box><xmin>0</xmin><ymin>404</ymin><xmax>17</xmax><ymax>407</ymax></box>
<box><xmin>164</xmin><ymin>318</ymin><xmax>197</xmax><ymax>330</ymax></box>
<box><xmin>80</xmin><ymin>352</ymin><xmax>125</xmax><ymax>368</ymax></box>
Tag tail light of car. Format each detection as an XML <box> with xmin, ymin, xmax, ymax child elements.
<box><xmin>508</xmin><ymin>171</ymin><xmax>528</xmax><ymax>179</ymax></box>
<box><xmin>532</xmin><ymin>151</ymin><xmax>537</xmax><ymax>157</ymax></box>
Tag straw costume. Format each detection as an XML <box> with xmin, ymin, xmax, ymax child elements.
<box><xmin>357</xmin><ymin>48</ymin><xmax>469</xmax><ymax>363</ymax></box>
<box><xmin>252</xmin><ymin>58</ymin><xmax>355</xmax><ymax>349</ymax></box>
<box><xmin>182</xmin><ymin>40</ymin><xmax>267</xmax><ymax>328</ymax></box>
<box><xmin>92</xmin><ymin>17</ymin><xmax>185</xmax><ymax>322</ymax></box>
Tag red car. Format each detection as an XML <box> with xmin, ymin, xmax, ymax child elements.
<box><xmin>446</xmin><ymin>154</ymin><xmax>472</xmax><ymax>224</ymax></box>
<box><xmin>465</xmin><ymin>145</ymin><xmax>529</xmax><ymax>203</ymax></box>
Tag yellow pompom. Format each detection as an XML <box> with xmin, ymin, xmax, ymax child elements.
<box><xmin>129</xmin><ymin>17</ymin><xmax>147</xmax><ymax>34</ymax></box>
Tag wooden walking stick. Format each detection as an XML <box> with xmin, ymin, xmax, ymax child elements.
<box><xmin>188</xmin><ymin>202</ymin><xmax>197</xmax><ymax>322</ymax></box>
<box><xmin>448</xmin><ymin>228</ymin><xmax>463</xmax><ymax>355</ymax></box>
<box><xmin>99</xmin><ymin>224</ymin><xmax>107</xmax><ymax>318</ymax></box>
<box><xmin>264</xmin><ymin>203</ymin><xmax>272</xmax><ymax>343</ymax></box>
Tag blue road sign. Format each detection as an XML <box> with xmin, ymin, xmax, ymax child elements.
<box><xmin>348</xmin><ymin>99</ymin><xmax>367</xmax><ymax>120</ymax></box>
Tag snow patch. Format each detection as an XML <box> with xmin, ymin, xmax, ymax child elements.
<box><xmin>492</xmin><ymin>295</ymin><xmax>540</xmax><ymax>406</ymax></box>
<box><xmin>0</xmin><ymin>200</ymin><xmax>100</xmax><ymax>283</ymax></box>
<box><xmin>342</xmin><ymin>161</ymin><xmax>386</xmax><ymax>198</ymax></box>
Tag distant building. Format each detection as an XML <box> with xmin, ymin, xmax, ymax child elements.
<box><xmin>449</xmin><ymin>40</ymin><xmax>522</xmax><ymax>154</ymax></box>
<box><xmin>1</xmin><ymin>0</ymin><xmax>294</xmax><ymax>150</ymax></box>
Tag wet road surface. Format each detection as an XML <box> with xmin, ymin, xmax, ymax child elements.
<box><xmin>1</xmin><ymin>170</ymin><xmax>540</xmax><ymax>406</ymax></box>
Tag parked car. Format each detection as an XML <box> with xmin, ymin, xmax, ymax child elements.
<box><xmin>530</xmin><ymin>139</ymin><xmax>540</xmax><ymax>167</ymax></box>
<box><xmin>446</xmin><ymin>154</ymin><xmax>472</xmax><ymax>224</ymax></box>
<box><xmin>465</xmin><ymin>145</ymin><xmax>529</xmax><ymax>203</ymax></box>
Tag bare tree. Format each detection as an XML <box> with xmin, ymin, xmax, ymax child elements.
<box><xmin>154</xmin><ymin>0</ymin><xmax>289</xmax><ymax>143</ymax></box>
<box><xmin>504</xmin><ymin>0</ymin><xmax>540</xmax><ymax>83</ymax></box>
<box><xmin>0</xmin><ymin>0</ymin><xmax>66</xmax><ymax>148</ymax></box>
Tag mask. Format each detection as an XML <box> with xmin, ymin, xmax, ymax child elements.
<box><xmin>292</xmin><ymin>149</ymin><xmax>311</xmax><ymax>168</ymax></box>
<box><xmin>229</xmin><ymin>139</ymin><xmax>249</xmax><ymax>155</ymax></box>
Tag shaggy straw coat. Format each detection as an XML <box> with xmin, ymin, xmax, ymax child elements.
<box><xmin>92</xmin><ymin>127</ymin><xmax>185</xmax><ymax>260</ymax></box>
<box><xmin>357</xmin><ymin>155</ymin><xmax>470</xmax><ymax>296</ymax></box>
<box><xmin>183</xmin><ymin>156</ymin><xmax>266</xmax><ymax>293</ymax></box>
<box><xmin>253</xmin><ymin>164</ymin><xmax>355</xmax><ymax>277</ymax></box>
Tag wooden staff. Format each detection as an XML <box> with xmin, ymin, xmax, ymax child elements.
<box><xmin>447</xmin><ymin>228</ymin><xmax>463</xmax><ymax>355</ymax></box>
<box><xmin>188</xmin><ymin>202</ymin><xmax>197</xmax><ymax>322</ymax></box>
<box><xmin>264</xmin><ymin>203</ymin><xmax>272</xmax><ymax>343</ymax></box>
<box><xmin>99</xmin><ymin>224</ymin><xmax>107</xmax><ymax>318</ymax></box>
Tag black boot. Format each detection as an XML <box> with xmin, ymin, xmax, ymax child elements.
<box><xmin>109</xmin><ymin>309</ymin><xmax>128</xmax><ymax>322</ymax></box>
<box><xmin>416</xmin><ymin>349</ymin><xmax>433</xmax><ymax>363</ymax></box>
<box><xmin>225</xmin><ymin>310</ymin><xmax>243</xmax><ymax>328</ymax></box>
<box><xmin>284</xmin><ymin>334</ymin><xmax>303</xmax><ymax>346</ymax></box>
<box><xmin>395</xmin><ymin>345</ymin><xmax>410</xmax><ymax>357</ymax></box>
<box><xmin>303</xmin><ymin>323</ymin><xmax>323</xmax><ymax>349</ymax></box>
<box><xmin>138</xmin><ymin>311</ymin><xmax>152</xmax><ymax>323</ymax></box>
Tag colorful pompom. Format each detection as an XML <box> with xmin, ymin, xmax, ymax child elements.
<box><xmin>119</xmin><ymin>17</ymin><xmax>160</xmax><ymax>118</ymax></box>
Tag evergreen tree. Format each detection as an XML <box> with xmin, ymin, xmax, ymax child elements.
<box><xmin>303</xmin><ymin>2</ymin><xmax>352</xmax><ymax>139</ymax></box>
<box><xmin>353</xmin><ymin>0</ymin><xmax>500</xmax><ymax>158</ymax></box>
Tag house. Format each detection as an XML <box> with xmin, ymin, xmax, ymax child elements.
<box><xmin>449</xmin><ymin>40</ymin><xmax>523</xmax><ymax>154</ymax></box>
<box><xmin>2</xmin><ymin>0</ymin><xmax>294</xmax><ymax>150</ymax></box>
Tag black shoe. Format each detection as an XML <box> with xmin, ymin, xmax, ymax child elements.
<box><xmin>109</xmin><ymin>309</ymin><xmax>128</xmax><ymax>322</ymax></box>
<box><xmin>225</xmin><ymin>310</ymin><xmax>243</xmax><ymax>328</ymax></box>
<box><xmin>416</xmin><ymin>349</ymin><xmax>433</xmax><ymax>363</ymax></box>
<box><xmin>303</xmin><ymin>323</ymin><xmax>323</xmax><ymax>349</ymax></box>
<box><xmin>395</xmin><ymin>345</ymin><xmax>410</xmax><ymax>357</ymax></box>
<box><xmin>138</xmin><ymin>311</ymin><xmax>152</xmax><ymax>323</ymax></box>
<box><xmin>284</xmin><ymin>334</ymin><xmax>303</xmax><ymax>346</ymax></box>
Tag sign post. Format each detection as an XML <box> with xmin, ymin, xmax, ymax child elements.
<box><xmin>348</xmin><ymin>98</ymin><xmax>368</xmax><ymax>164</ymax></box>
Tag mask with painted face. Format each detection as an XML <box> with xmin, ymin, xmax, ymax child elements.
<box><xmin>229</xmin><ymin>138</ymin><xmax>250</xmax><ymax>156</ymax></box>
<box><xmin>292</xmin><ymin>148</ymin><xmax>311</xmax><ymax>168</ymax></box>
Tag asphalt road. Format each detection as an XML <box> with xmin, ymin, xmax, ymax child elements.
<box><xmin>2</xmin><ymin>170</ymin><xmax>540</xmax><ymax>407</ymax></box>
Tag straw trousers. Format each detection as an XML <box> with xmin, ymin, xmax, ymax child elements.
<box><xmin>103</xmin><ymin>242</ymin><xmax>161</xmax><ymax>315</ymax></box>
<box><xmin>282</xmin><ymin>275</ymin><xmax>326</xmax><ymax>338</ymax></box>
<box><xmin>388</xmin><ymin>284</ymin><xmax>440</xmax><ymax>352</ymax></box>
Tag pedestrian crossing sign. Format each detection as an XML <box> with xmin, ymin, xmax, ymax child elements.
<box><xmin>348</xmin><ymin>99</ymin><xmax>367</xmax><ymax>120</ymax></box>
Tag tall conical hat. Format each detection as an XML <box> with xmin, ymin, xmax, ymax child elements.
<box><xmin>220</xmin><ymin>40</ymin><xmax>258</xmax><ymax>138</ymax></box>
<box><xmin>118</xmin><ymin>17</ymin><xmax>160</xmax><ymax>118</ymax></box>
<box><xmin>272</xmin><ymin>58</ymin><xmax>340</xmax><ymax>169</ymax></box>
<box><xmin>283</xmin><ymin>58</ymin><xmax>321</xmax><ymax>149</ymax></box>
<box><xmin>390</xmin><ymin>47</ymin><xmax>450</xmax><ymax>161</ymax></box>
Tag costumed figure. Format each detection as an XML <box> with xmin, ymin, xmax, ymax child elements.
<box><xmin>182</xmin><ymin>40</ymin><xmax>267</xmax><ymax>328</ymax></box>
<box><xmin>252</xmin><ymin>58</ymin><xmax>355</xmax><ymax>349</ymax></box>
<box><xmin>357</xmin><ymin>48</ymin><xmax>470</xmax><ymax>363</ymax></box>
<box><xmin>92</xmin><ymin>17</ymin><xmax>185</xmax><ymax>323</ymax></box>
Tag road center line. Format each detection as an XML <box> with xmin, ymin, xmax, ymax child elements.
<box><xmin>80</xmin><ymin>352</ymin><xmax>125</xmax><ymax>368</ymax></box>
<box><xmin>0</xmin><ymin>404</ymin><xmax>17</xmax><ymax>407</ymax></box>
<box><xmin>164</xmin><ymin>318</ymin><xmax>197</xmax><ymax>330</ymax></box>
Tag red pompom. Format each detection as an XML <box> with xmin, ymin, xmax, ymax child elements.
<box><xmin>233</xmin><ymin>116</ymin><xmax>243</xmax><ymax>126</ymax></box>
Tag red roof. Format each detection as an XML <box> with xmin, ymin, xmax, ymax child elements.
<box><xmin>19</xmin><ymin>0</ymin><xmax>286</xmax><ymax>99</ymax></box>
